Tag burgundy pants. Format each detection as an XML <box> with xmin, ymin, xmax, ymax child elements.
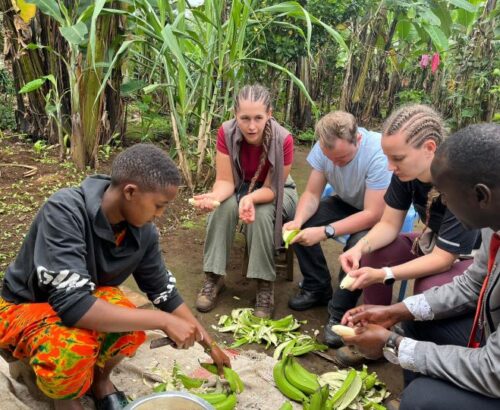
<box><xmin>362</xmin><ymin>233</ymin><xmax>473</xmax><ymax>305</ymax></box>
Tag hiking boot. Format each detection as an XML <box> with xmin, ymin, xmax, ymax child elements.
<box><xmin>335</xmin><ymin>345</ymin><xmax>370</xmax><ymax>368</ymax></box>
<box><xmin>288</xmin><ymin>289</ymin><xmax>332</xmax><ymax>311</ymax></box>
<box><xmin>195</xmin><ymin>273</ymin><xmax>225</xmax><ymax>312</ymax></box>
<box><xmin>324</xmin><ymin>317</ymin><xmax>344</xmax><ymax>349</ymax></box>
<box><xmin>254</xmin><ymin>279</ymin><xmax>274</xmax><ymax>318</ymax></box>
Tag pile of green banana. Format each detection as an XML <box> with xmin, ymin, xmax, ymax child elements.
<box><xmin>153</xmin><ymin>362</ymin><xmax>244</xmax><ymax>410</ymax></box>
<box><xmin>273</xmin><ymin>356</ymin><xmax>390</xmax><ymax>410</ymax></box>
<box><xmin>217</xmin><ymin>308</ymin><xmax>327</xmax><ymax>356</ymax></box>
<box><xmin>273</xmin><ymin>334</ymin><xmax>328</xmax><ymax>360</ymax></box>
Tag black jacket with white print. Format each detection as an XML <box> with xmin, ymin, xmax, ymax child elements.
<box><xmin>2</xmin><ymin>175</ymin><xmax>183</xmax><ymax>326</ymax></box>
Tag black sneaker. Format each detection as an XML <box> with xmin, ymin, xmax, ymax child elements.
<box><xmin>324</xmin><ymin>318</ymin><xmax>344</xmax><ymax>348</ymax></box>
<box><xmin>288</xmin><ymin>289</ymin><xmax>332</xmax><ymax>311</ymax></box>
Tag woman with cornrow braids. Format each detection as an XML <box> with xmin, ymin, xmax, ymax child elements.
<box><xmin>334</xmin><ymin>104</ymin><xmax>480</xmax><ymax>366</ymax></box>
<box><xmin>192</xmin><ymin>84</ymin><xmax>298</xmax><ymax>318</ymax></box>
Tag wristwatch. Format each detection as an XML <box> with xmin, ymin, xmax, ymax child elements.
<box><xmin>324</xmin><ymin>225</ymin><xmax>336</xmax><ymax>239</ymax></box>
<box><xmin>382</xmin><ymin>266</ymin><xmax>396</xmax><ymax>285</ymax></box>
<box><xmin>382</xmin><ymin>332</ymin><xmax>402</xmax><ymax>365</ymax></box>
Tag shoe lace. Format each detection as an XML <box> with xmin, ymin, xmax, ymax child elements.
<box><xmin>200</xmin><ymin>275</ymin><xmax>218</xmax><ymax>296</ymax></box>
<box><xmin>256</xmin><ymin>283</ymin><xmax>273</xmax><ymax>308</ymax></box>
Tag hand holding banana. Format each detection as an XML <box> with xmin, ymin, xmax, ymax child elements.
<box><xmin>341</xmin><ymin>303</ymin><xmax>412</xmax><ymax>330</ymax></box>
<box><xmin>189</xmin><ymin>194</ymin><xmax>220</xmax><ymax>211</ymax></box>
<box><xmin>337</xmin><ymin>324</ymin><xmax>392</xmax><ymax>360</ymax></box>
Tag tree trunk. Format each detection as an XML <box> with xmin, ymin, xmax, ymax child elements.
<box><xmin>78</xmin><ymin>3</ymin><xmax>124</xmax><ymax>168</ymax></box>
<box><xmin>292</xmin><ymin>56</ymin><xmax>312</xmax><ymax>130</ymax></box>
<box><xmin>1</xmin><ymin>1</ymin><xmax>49</xmax><ymax>137</ymax></box>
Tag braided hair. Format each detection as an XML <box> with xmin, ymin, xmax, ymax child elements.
<box><xmin>234</xmin><ymin>84</ymin><xmax>273</xmax><ymax>194</ymax></box>
<box><xmin>383</xmin><ymin>104</ymin><xmax>445</xmax><ymax>148</ymax></box>
<box><xmin>383</xmin><ymin>104</ymin><xmax>447</xmax><ymax>254</ymax></box>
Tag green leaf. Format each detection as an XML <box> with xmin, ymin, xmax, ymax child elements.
<box><xmin>59</xmin><ymin>22</ymin><xmax>88</xmax><ymax>45</ymax></box>
<box><xmin>19</xmin><ymin>78</ymin><xmax>45</xmax><ymax>93</ymax></box>
<box><xmin>422</xmin><ymin>24</ymin><xmax>448</xmax><ymax>51</ymax></box>
<box><xmin>245</xmin><ymin>57</ymin><xmax>317</xmax><ymax>114</ymax></box>
<box><xmin>396</xmin><ymin>20</ymin><xmax>412</xmax><ymax>42</ymax></box>
<box><xmin>42</xmin><ymin>74</ymin><xmax>57</xmax><ymax>87</ymax></box>
<box><xmin>419</xmin><ymin>9</ymin><xmax>441</xmax><ymax>26</ymax></box>
<box><xmin>120</xmin><ymin>79</ymin><xmax>147</xmax><ymax>95</ymax></box>
<box><xmin>160</xmin><ymin>25</ymin><xmax>193</xmax><ymax>87</ymax></box>
<box><xmin>432</xmin><ymin>2</ymin><xmax>453</xmax><ymax>37</ymax></box>
<box><xmin>25</xmin><ymin>0</ymin><xmax>64</xmax><ymax>25</ymax></box>
<box><xmin>448</xmin><ymin>0</ymin><xmax>478</xmax><ymax>13</ymax></box>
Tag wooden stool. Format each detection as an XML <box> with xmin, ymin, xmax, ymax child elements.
<box><xmin>241</xmin><ymin>244</ymin><xmax>294</xmax><ymax>281</ymax></box>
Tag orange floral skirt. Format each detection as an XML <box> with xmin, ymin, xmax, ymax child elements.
<box><xmin>0</xmin><ymin>286</ymin><xmax>146</xmax><ymax>399</ymax></box>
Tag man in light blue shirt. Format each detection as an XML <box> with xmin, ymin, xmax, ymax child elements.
<box><xmin>283</xmin><ymin>111</ymin><xmax>391</xmax><ymax>347</ymax></box>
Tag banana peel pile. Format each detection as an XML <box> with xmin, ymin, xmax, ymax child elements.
<box><xmin>274</xmin><ymin>356</ymin><xmax>390</xmax><ymax>410</ymax></box>
<box><xmin>153</xmin><ymin>362</ymin><xmax>244</xmax><ymax>410</ymax></box>
<box><xmin>216</xmin><ymin>308</ymin><xmax>327</xmax><ymax>357</ymax></box>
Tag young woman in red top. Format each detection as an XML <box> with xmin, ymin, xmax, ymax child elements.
<box><xmin>192</xmin><ymin>84</ymin><xmax>297</xmax><ymax>318</ymax></box>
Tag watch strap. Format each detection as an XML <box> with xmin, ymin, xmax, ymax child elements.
<box><xmin>385</xmin><ymin>332</ymin><xmax>400</xmax><ymax>351</ymax></box>
<box><xmin>382</xmin><ymin>266</ymin><xmax>395</xmax><ymax>285</ymax></box>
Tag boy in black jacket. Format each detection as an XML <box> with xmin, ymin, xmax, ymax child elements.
<box><xmin>0</xmin><ymin>144</ymin><xmax>230</xmax><ymax>410</ymax></box>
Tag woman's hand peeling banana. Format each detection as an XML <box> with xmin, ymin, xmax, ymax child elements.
<box><xmin>340</xmin><ymin>274</ymin><xmax>356</xmax><ymax>290</ymax></box>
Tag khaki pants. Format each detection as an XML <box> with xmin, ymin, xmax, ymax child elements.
<box><xmin>203</xmin><ymin>186</ymin><xmax>297</xmax><ymax>281</ymax></box>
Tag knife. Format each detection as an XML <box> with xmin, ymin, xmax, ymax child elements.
<box><xmin>150</xmin><ymin>336</ymin><xmax>176</xmax><ymax>349</ymax></box>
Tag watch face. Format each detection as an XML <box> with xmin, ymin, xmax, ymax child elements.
<box><xmin>384</xmin><ymin>277</ymin><xmax>396</xmax><ymax>285</ymax></box>
<box><xmin>383</xmin><ymin>347</ymin><xmax>399</xmax><ymax>364</ymax></box>
<box><xmin>325</xmin><ymin>225</ymin><xmax>335</xmax><ymax>238</ymax></box>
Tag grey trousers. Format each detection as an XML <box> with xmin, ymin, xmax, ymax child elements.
<box><xmin>203</xmin><ymin>186</ymin><xmax>298</xmax><ymax>281</ymax></box>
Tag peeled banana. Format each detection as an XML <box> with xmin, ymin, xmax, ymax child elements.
<box><xmin>340</xmin><ymin>274</ymin><xmax>356</xmax><ymax>290</ymax></box>
<box><xmin>331</xmin><ymin>325</ymin><xmax>356</xmax><ymax>337</ymax></box>
<box><xmin>188</xmin><ymin>198</ymin><xmax>221</xmax><ymax>207</ymax></box>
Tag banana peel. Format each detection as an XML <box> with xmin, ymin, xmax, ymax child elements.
<box><xmin>200</xmin><ymin>363</ymin><xmax>244</xmax><ymax>393</ymax></box>
<box><xmin>282</xmin><ymin>229</ymin><xmax>300</xmax><ymax>248</ymax></box>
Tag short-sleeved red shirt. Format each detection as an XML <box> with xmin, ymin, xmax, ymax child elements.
<box><xmin>216</xmin><ymin>127</ymin><xmax>294</xmax><ymax>183</ymax></box>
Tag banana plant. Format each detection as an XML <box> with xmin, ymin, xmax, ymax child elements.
<box><xmin>19</xmin><ymin>74</ymin><xmax>65</xmax><ymax>159</ymax></box>
<box><xmin>96</xmin><ymin>0</ymin><xmax>346</xmax><ymax>190</ymax></box>
<box><xmin>24</xmin><ymin>0</ymin><xmax>123</xmax><ymax>169</ymax></box>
